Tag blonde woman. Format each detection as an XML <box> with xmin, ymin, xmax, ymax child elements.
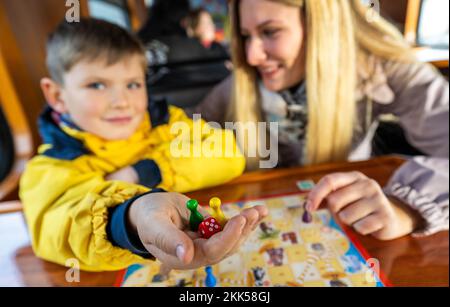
<box><xmin>192</xmin><ymin>0</ymin><xmax>449</xmax><ymax>240</ymax></box>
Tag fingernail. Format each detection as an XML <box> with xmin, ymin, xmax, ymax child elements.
<box><xmin>305</xmin><ymin>200</ymin><xmax>313</xmax><ymax>212</ymax></box>
<box><xmin>176</xmin><ymin>244</ymin><xmax>185</xmax><ymax>261</ymax></box>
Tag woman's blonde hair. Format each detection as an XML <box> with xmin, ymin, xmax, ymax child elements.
<box><xmin>228</xmin><ymin>0</ymin><xmax>414</xmax><ymax>169</ymax></box>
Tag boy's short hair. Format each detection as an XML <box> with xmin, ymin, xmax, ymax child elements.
<box><xmin>46</xmin><ymin>18</ymin><xmax>147</xmax><ymax>84</ymax></box>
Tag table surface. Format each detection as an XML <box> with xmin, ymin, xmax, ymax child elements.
<box><xmin>1</xmin><ymin>156</ymin><xmax>448</xmax><ymax>287</ymax></box>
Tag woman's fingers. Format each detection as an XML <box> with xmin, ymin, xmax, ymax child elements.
<box><xmin>310</xmin><ymin>175</ymin><xmax>386</xmax><ymax>235</ymax></box>
<box><xmin>336</xmin><ymin>197</ymin><xmax>378</xmax><ymax>226</ymax></box>
<box><xmin>326</xmin><ymin>179</ymin><xmax>378</xmax><ymax>213</ymax></box>
<box><xmin>307</xmin><ymin>172</ymin><xmax>365</xmax><ymax>211</ymax></box>
<box><xmin>352</xmin><ymin>213</ymin><xmax>385</xmax><ymax>236</ymax></box>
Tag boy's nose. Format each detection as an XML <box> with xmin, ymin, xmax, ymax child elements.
<box><xmin>111</xmin><ymin>90</ymin><xmax>130</xmax><ymax>108</ymax></box>
<box><xmin>246</xmin><ymin>38</ymin><xmax>267</xmax><ymax>67</ymax></box>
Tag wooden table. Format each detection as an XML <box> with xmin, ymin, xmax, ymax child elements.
<box><xmin>1</xmin><ymin>156</ymin><xmax>448</xmax><ymax>287</ymax></box>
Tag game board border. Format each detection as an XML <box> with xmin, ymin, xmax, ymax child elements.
<box><xmin>115</xmin><ymin>190</ymin><xmax>392</xmax><ymax>287</ymax></box>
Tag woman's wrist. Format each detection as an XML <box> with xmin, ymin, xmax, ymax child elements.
<box><xmin>389</xmin><ymin>197</ymin><xmax>425</xmax><ymax>234</ymax></box>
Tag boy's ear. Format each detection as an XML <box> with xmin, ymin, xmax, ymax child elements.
<box><xmin>40</xmin><ymin>77</ymin><xmax>68</xmax><ymax>114</ymax></box>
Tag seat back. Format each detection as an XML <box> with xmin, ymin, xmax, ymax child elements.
<box><xmin>147</xmin><ymin>56</ymin><xmax>230</xmax><ymax>108</ymax></box>
<box><xmin>0</xmin><ymin>107</ymin><xmax>14</xmax><ymax>183</ymax></box>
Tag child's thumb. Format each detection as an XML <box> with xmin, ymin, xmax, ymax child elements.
<box><xmin>143</xmin><ymin>219</ymin><xmax>194</xmax><ymax>264</ymax></box>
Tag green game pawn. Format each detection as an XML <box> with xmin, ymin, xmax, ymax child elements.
<box><xmin>186</xmin><ymin>199</ymin><xmax>204</xmax><ymax>231</ymax></box>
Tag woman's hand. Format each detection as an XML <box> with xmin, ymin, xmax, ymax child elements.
<box><xmin>306</xmin><ymin>172</ymin><xmax>423</xmax><ymax>241</ymax></box>
<box><xmin>128</xmin><ymin>192</ymin><xmax>269</xmax><ymax>269</ymax></box>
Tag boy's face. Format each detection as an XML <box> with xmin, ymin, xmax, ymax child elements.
<box><xmin>43</xmin><ymin>54</ymin><xmax>148</xmax><ymax>141</ymax></box>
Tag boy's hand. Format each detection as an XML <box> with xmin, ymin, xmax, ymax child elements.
<box><xmin>306</xmin><ymin>172</ymin><xmax>423</xmax><ymax>241</ymax></box>
<box><xmin>106</xmin><ymin>167</ymin><xmax>138</xmax><ymax>183</ymax></box>
<box><xmin>128</xmin><ymin>192</ymin><xmax>268</xmax><ymax>269</ymax></box>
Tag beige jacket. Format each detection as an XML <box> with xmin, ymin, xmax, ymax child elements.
<box><xmin>188</xmin><ymin>58</ymin><xmax>449</xmax><ymax>236</ymax></box>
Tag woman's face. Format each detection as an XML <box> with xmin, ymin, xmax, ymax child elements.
<box><xmin>239</xmin><ymin>0</ymin><xmax>305</xmax><ymax>91</ymax></box>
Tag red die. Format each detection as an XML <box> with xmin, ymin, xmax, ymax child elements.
<box><xmin>198</xmin><ymin>217</ymin><xmax>222</xmax><ymax>239</ymax></box>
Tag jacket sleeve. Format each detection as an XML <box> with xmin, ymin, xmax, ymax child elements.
<box><xmin>146</xmin><ymin>106</ymin><xmax>246</xmax><ymax>193</ymax></box>
<box><xmin>375</xmin><ymin>61</ymin><xmax>449</xmax><ymax>236</ymax></box>
<box><xmin>384</xmin><ymin>157</ymin><xmax>449</xmax><ymax>236</ymax></box>
<box><xmin>19</xmin><ymin>155</ymin><xmax>151</xmax><ymax>272</ymax></box>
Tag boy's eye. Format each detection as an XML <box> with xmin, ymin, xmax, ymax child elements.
<box><xmin>87</xmin><ymin>82</ymin><xmax>106</xmax><ymax>90</ymax></box>
<box><xmin>127</xmin><ymin>82</ymin><xmax>142</xmax><ymax>90</ymax></box>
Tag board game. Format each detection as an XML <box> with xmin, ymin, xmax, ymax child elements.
<box><xmin>117</xmin><ymin>191</ymin><xmax>388</xmax><ymax>287</ymax></box>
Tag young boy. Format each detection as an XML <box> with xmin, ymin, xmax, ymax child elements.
<box><xmin>19</xmin><ymin>19</ymin><xmax>267</xmax><ymax>272</ymax></box>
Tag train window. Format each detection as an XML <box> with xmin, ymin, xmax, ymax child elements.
<box><xmin>190</xmin><ymin>0</ymin><xmax>228</xmax><ymax>33</ymax></box>
<box><xmin>144</xmin><ymin>0</ymin><xmax>228</xmax><ymax>37</ymax></box>
<box><xmin>88</xmin><ymin>0</ymin><xmax>131</xmax><ymax>30</ymax></box>
<box><xmin>144</xmin><ymin>0</ymin><xmax>154</xmax><ymax>6</ymax></box>
<box><xmin>417</xmin><ymin>0</ymin><xmax>449</xmax><ymax>49</ymax></box>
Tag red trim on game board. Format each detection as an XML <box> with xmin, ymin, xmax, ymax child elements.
<box><xmin>114</xmin><ymin>269</ymin><xmax>127</xmax><ymax>287</ymax></box>
<box><xmin>339</xmin><ymin>223</ymin><xmax>393</xmax><ymax>287</ymax></box>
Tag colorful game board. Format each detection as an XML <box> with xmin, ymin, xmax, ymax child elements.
<box><xmin>117</xmin><ymin>192</ymin><xmax>387</xmax><ymax>287</ymax></box>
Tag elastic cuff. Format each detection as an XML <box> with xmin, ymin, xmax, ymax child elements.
<box><xmin>384</xmin><ymin>183</ymin><xmax>449</xmax><ymax>236</ymax></box>
<box><xmin>132</xmin><ymin>159</ymin><xmax>162</xmax><ymax>188</ymax></box>
<box><xmin>107</xmin><ymin>189</ymin><xmax>166</xmax><ymax>258</ymax></box>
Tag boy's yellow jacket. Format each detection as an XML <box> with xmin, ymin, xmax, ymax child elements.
<box><xmin>19</xmin><ymin>101</ymin><xmax>245</xmax><ymax>272</ymax></box>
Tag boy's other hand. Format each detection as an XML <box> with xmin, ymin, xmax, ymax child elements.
<box><xmin>106</xmin><ymin>166</ymin><xmax>138</xmax><ymax>183</ymax></box>
<box><xmin>128</xmin><ymin>192</ymin><xmax>268</xmax><ymax>270</ymax></box>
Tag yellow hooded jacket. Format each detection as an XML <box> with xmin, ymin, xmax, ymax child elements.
<box><xmin>19</xmin><ymin>100</ymin><xmax>245</xmax><ymax>272</ymax></box>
